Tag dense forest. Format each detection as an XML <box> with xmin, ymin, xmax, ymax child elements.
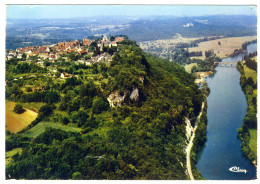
<box><xmin>6</xmin><ymin>40</ymin><xmax>204</xmax><ymax>179</ymax></box>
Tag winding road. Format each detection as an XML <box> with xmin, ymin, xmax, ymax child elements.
<box><xmin>186</xmin><ymin>102</ymin><xmax>205</xmax><ymax>180</ymax></box>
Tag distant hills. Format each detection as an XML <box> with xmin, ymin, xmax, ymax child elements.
<box><xmin>6</xmin><ymin>15</ymin><xmax>257</xmax><ymax>50</ymax></box>
<box><xmin>123</xmin><ymin>15</ymin><xmax>257</xmax><ymax>41</ymax></box>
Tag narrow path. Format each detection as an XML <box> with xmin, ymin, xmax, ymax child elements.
<box><xmin>186</xmin><ymin>102</ymin><xmax>205</xmax><ymax>180</ymax></box>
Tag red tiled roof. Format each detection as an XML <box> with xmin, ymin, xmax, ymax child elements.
<box><xmin>115</xmin><ymin>37</ymin><xmax>125</xmax><ymax>42</ymax></box>
<box><xmin>80</xmin><ymin>51</ymin><xmax>87</xmax><ymax>54</ymax></box>
<box><xmin>58</xmin><ymin>42</ymin><xmax>65</xmax><ymax>46</ymax></box>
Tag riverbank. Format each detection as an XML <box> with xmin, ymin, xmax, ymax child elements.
<box><xmin>194</xmin><ymin>71</ymin><xmax>214</xmax><ymax>84</ymax></box>
<box><xmin>191</xmin><ymin>41</ymin><xmax>257</xmax><ymax>180</ymax></box>
<box><xmin>186</xmin><ymin>101</ymin><xmax>207</xmax><ymax>180</ymax></box>
<box><xmin>229</xmin><ymin>39</ymin><xmax>257</xmax><ymax>58</ymax></box>
<box><xmin>196</xmin><ymin>66</ymin><xmax>257</xmax><ymax>179</ymax></box>
<box><xmin>236</xmin><ymin>59</ymin><xmax>257</xmax><ymax>167</ymax></box>
<box><xmin>185</xmin><ymin>77</ymin><xmax>209</xmax><ymax>180</ymax></box>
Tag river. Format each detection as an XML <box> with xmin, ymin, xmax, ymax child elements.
<box><xmin>195</xmin><ymin>42</ymin><xmax>257</xmax><ymax>180</ymax></box>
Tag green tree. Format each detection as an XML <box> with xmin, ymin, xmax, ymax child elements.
<box><xmin>22</xmin><ymin>53</ymin><xmax>27</xmax><ymax>59</ymax></box>
<box><xmin>191</xmin><ymin>66</ymin><xmax>197</xmax><ymax>73</ymax></box>
<box><xmin>62</xmin><ymin>116</ymin><xmax>70</xmax><ymax>125</ymax></box>
<box><xmin>44</xmin><ymin>60</ymin><xmax>51</xmax><ymax>67</ymax></box>
<box><xmin>13</xmin><ymin>104</ymin><xmax>25</xmax><ymax>114</ymax></box>
<box><xmin>246</xmin><ymin>77</ymin><xmax>254</xmax><ymax>86</ymax></box>
<box><xmin>38</xmin><ymin>105</ymin><xmax>53</xmax><ymax>117</ymax></box>
<box><xmin>25</xmin><ymin>87</ymin><xmax>32</xmax><ymax>92</ymax></box>
<box><xmin>245</xmin><ymin>85</ymin><xmax>253</xmax><ymax>95</ymax></box>
<box><xmin>72</xmin><ymin>172</ymin><xmax>83</xmax><ymax>180</ymax></box>
<box><xmin>110</xmin><ymin>36</ymin><xmax>115</xmax><ymax>41</ymax></box>
<box><xmin>44</xmin><ymin>91</ymin><xmax>60</xmax><ymax>104</ymax></box>
<box><xmin>92</xmin><ymin>97</ymin><xmax>109</xmax><ymax>114</ymax></box>
<box><xmin>244</xmin><ymin>113</ymin><xmax>257</xmax><ymax>129</ymax></box>
<box><xmin>67</xmin><ymin>52</ymin><xmax>77</xmax><ymax>61</ymax></box>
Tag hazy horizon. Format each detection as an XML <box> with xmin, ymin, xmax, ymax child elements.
<box><xmin>6</xmin><ymin>5</ymin><xmax>257</xmax><ymax>19</ymax></box>
<box><xmin>6</xmin><ymin>14</ymin><xmax>258</xmax><ymax>20</ymax></box>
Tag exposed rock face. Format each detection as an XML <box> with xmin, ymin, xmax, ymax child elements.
<box><xmin>107</xmin><ymin>91</ymin><xmax>127</xmax><ymax>107</ymax></box>
<box><xmin>107</xmin><ymin>87</ymin><xmax>140</xmax><ymax>107</ymax></box>
<box><xmin>86</xmin><ymin>53</ymin><xmax>112</xmax><ymax>65</ymax></box>
<box><xmin>130</xmin><ymin>87</ymin><xmax>139</xmax><ymax>102</ymax></box>
<box><xmin>185</xmin><ymin>117</ymin><xmax>193</xmax><ymax>141</ymax></box>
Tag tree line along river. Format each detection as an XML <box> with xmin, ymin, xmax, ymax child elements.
<box><xmin>195</xmin><ymin>43</ymin><xmax>257</xmax><ymax>180</ymax></box>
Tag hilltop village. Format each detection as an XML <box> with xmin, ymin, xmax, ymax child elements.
<box><xmin>6</xmin><ymin>35</ymin><xmax>207</xmax><ymax>180</ymax></box>
<box><xmin>6</xmin><ymin>35</ymin><xmax>125</xmax><ymax>67</ymax></box>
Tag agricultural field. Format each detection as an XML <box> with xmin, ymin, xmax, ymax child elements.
<box><xmin>189</xmin><ymin>36</ymin><xmax>257</xmax><ymax>59</ymax></box>
<box><xmin>6</xmin><ymin>101</ymin><xmax>38</xmax><ymax>133</ymax></box>
<box><xmin>184</xmin><ymin>63</ymin><xmax>198</xmax><ymax>73</ymax></box>
<box><xmin>22</xmin><ymin>122</ymin><xmax>82</xmax><ymax>138</ymax></box>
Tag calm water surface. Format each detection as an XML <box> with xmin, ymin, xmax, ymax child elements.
<box><xmin>195</xmin><ymin>43</ymin><xmax>257</xmax><ymax>180</ymax></box>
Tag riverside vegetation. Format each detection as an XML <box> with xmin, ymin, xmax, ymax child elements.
<box><xmin>237</xmin><ymin>52</ymin><xmax>257</xmax><ymax>165</ymax></box>
<box><xmin>6</xmin><ymin>38</ymin><xmax>206</xmax><ymax>179</ymax></box>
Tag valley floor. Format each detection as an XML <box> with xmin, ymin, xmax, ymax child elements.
<box><xmin>188</xmin><ymin>36</ymin><xmax>256</xmax><ymax>59</ymax></box>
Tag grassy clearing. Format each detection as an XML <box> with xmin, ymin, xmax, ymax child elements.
<box><xmin>6</xmin><ymin>148</ymin><xmax>23</xmax><ymax>165</ymax></box>
<box><xmin>20</xmin><ymin>102</ymin><xmax>45</xmax><ymax>112</ymax></box>
<box><xmin>6</xmin><ymin>101</ymin><xmax>38</xmax><ymax>133</ymax></box>
<box><xmin>249</xmin><ymin>129</ymin><xmax>257</xmax><ymax>157</ymax></box>
<box><xmin>53</xmin><ymin>108</ymin><xmax>67</xmax><ymax>116</ymax></box>
<box><xmin>243</xmin><ymin>64</ymin><xmax>257</xmax><ymax>84</ymax></box>
<box><xmin>189</xmin><ymin>36</ymin><xmax>256</xmax><ymax>59</ymax></box>
<box><xmin>184</xmin><ymin>63</ymin><xmax>197</xmax><ymax>73</ymax></box>
<box><xmin>22</xmin><ymin>122</ymin><xmax>82</xmax><ymax>138</ymax></box>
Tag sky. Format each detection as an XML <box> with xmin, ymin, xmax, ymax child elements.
<box><xmin>6</xmin><ymin>5</ymin><xmax>257</xmax><ymax>19</ymax></box>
